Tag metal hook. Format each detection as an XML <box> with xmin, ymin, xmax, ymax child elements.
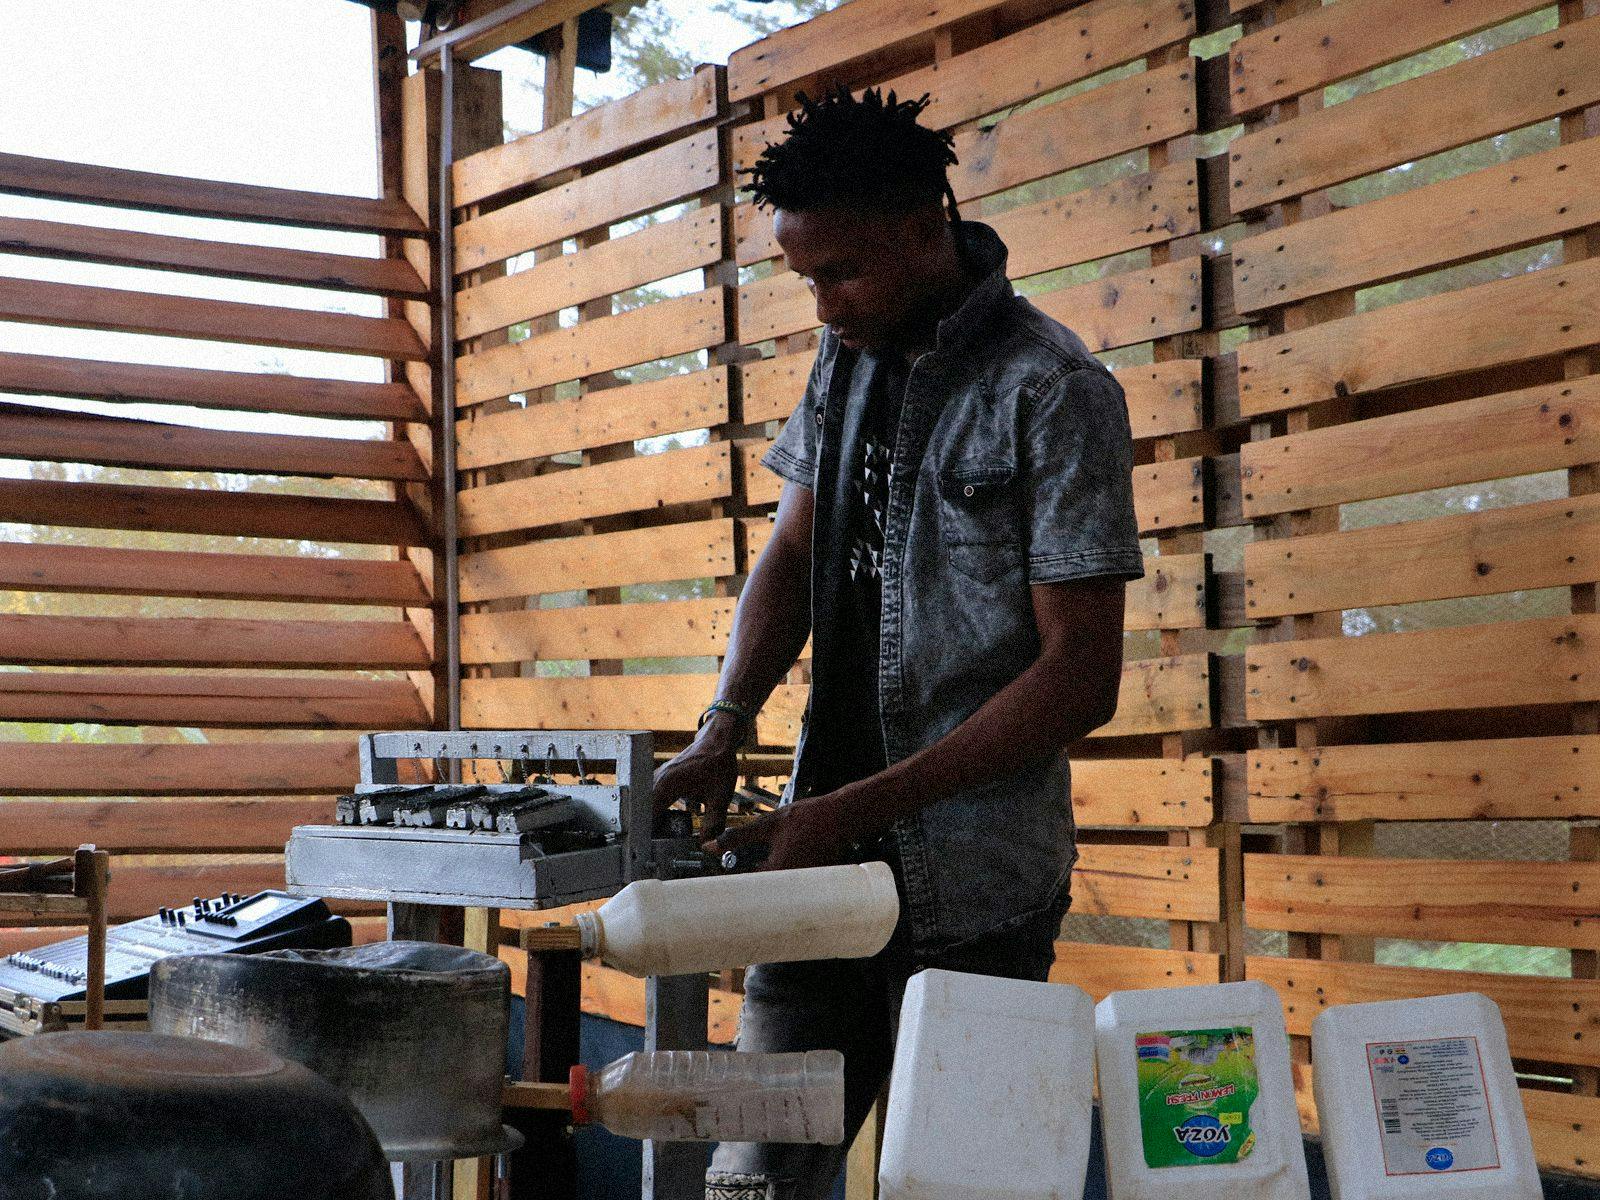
<box><xmin>574</xmin><ymin>745</ymin><xmax>598</xmax><ymax>785</ymax></box>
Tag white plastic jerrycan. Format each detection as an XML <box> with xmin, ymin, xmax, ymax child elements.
<box><xmin>1311</xmin><ymin>992</ymin><xmax>1540</xmax><ymax>1199</ymax></box>
<box><xmin>878</xmin><ymin>968</ymin><xmax>1096</xmax><ymax>1200</ymax></box>
<box><xmin>1095</xmin><ymin>980</ymin><xmax>1311</xmax><ymax>1200</ymax></box>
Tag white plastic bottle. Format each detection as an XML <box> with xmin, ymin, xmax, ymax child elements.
<box><xmin>1095</xmin><ymin>980</ymin><xmax>1311</xmax><ymax>1200</ymax></box>
<box><xmin>573</xmin><ymin>861</ymin><xmax>899</xmax><ymax>977</ymax></box>
<box><xmin>569</xmin><ymin>1049</ymin><xmax>845</xmax><ymax>1144</ymax></box>
<box><xmin>878</xmin><ymin>968</ymin><xmax>1096</xmax><ymax>1200</ymax></box>
<box><xmin>1311</xmin><ymin>993</ymin><xmax>1540</xmax><ymax>1199</ymax></box>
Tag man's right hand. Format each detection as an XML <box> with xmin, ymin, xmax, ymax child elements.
<box><xmin>652</xmin><ymin>712</ymin><xmax>744</xmax><ymax>840</ymax></box>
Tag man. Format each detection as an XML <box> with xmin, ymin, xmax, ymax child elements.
<box><xmin>653</xmin><ymin>87</ymin><xmax>1144</xmax><ymax>1200</ymax></box>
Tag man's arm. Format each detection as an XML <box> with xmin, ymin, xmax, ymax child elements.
<box><xmin>716</xmin><ymin>573</ymin><xmax>1127</xmax><ymax>868</ymax></box>
<box><xmin>652</xmin><ymin>480</ymin><xmax>814</xmax><ymax>835</ymax></box>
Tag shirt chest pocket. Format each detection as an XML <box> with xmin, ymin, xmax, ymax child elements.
<box><xmin>938</xmin><ymin>461</ymin><xmax>1023</xmax><ymax>584</ymax></box>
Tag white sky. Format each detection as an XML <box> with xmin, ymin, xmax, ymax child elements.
<box><xmin>0</xmin><ymin>1</ymin><xmax>773</xmax><ymax>447</ymax></box>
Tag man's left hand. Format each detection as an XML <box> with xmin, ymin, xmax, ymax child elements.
<box><xmin>706</xmin><ymin>789</ymin><xmax>868</xmax><ymax>872</ymax></box>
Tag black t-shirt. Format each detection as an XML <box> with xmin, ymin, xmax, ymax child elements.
<box><xmin>820</xmin><ymin>353</ymin><xmax>909</xmax><ymax>794</ymax></box>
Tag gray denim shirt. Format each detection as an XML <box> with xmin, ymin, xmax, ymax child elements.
<box><xmin>761</xmin><ymin>221</ymin><xmax>1145</xmax><ymax>950</ymax></box>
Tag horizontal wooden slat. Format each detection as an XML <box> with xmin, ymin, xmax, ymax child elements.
<box><xmin>1126</xmin><ymin>553</ymin><xmax>1206</xmax><ymax>631</ymax></box>
<box><xmin>0</xmin><ymin>673</ymin><xmax>428</xmax><ymax>729</ymax></box>
<box><xmin>1248</xmin><ymin>734</ymin><xmax>1600</xmax><ymax>824</ymax></box>
<box><xmin>458</xmin><ymin>519</ymin><xmax>736</xmax><ymax>605</ymax></box>
<box><xmin>1245</xmin><ymin>854</ymin><xmax>1600</xmax><ymax>949</ymax></box>
<box><xmin>462</xmin><ymin>597</ymin><xmax>735</xmax><ymax>665</ymax></box>
<box><xmin>1241</xmin><ymin>377</ymin><xmax>1600</xmax><ymax>518</ymax></box>
<box><xmin>1244</xmin><ymin>493</ymin><xmax>1600</xmax><ymax>617</ymax></box>
<box><xmin>726</xmin><ymin>0</ymin><xmax>1005</xmax><ymax>102</ymax></box>
<box><xmin>1520</xmin><ymin>1088</ymin><xmax>1600</xmax><ymax>1177</ymax></box>
<box><xmin>1032</xmin><ymin>258</ymin><xmax>1204</xmax><ymax>353</ymax></box>
<box><xmin>740</xmin><ymin>516</ymin><xmax>776</xmax><ymax>569</ymax></box>
<box><xmin>0</xmin><ymin>351</ymin><xmax>426</xmax><ymax>423</ymax></box>
<box><xmin>0</xmin><ymin>275</ymin><xmax>427</xmax><ymax>361</ymax></box>
<box><xmin>741</xmin><ymin>257</ymin><xmax>1202</xmax><ymax>351</ymax></box>
<box><xmin>0</xmin><ymin>151</ymin><xmax>426</xmax><ymax>235</ymax></box>
<box><xmin>454</xmin><ymin>69</ymin><xmax>719</xmax><ymax>207</ymax></box>
<box><xmin>1228</xmin><ymin>0</ymin><xmax>1550</xmax><ymax>114</ymax></box>
<box><xmin>1071</xmin><ymin>756</ymin><xmax>1215</xmax><ymax>826</ymax></box>
<box><xmin>0</xmin><ymin>402</ymin><xmax>427</xmax><ymax>482</ymax></box>
<box><xmin>738</xmin><ymin>441</ymin><xmax>785</xmax><ymax>507</ymax></box>
<box><xmin>740</xmin><ymin>353</ymin><xmax>1204</xmax><ymax>439</ymax></box>
<box><xmin>1134</xmin><ymin>455</ymin><xmax>1206</xmax><ymax>533</ymax></box>
<box><xmin>0</xmin><ymin>214</ymin><xmax>428</xmax><ymax>298</ymax></box>
<box><xmin>0</xmin><ymin>542</ymin><xmax>430</xmax><ymax>608</ymax></box>
<box><xmin>1245</xmin><ymin>613</ymin><xmax>1600</xmax><ymax>720</ymax></box>
<box><xmin>458</xmin><ymin>442</ymin><xmax>732</xmax><ymax>539</ymax></box>
<box><xmin>0</xmin><ymin>478</ymin><xmax>429</xmax><ymax>546</ymax></box>
<box><xmin>1097</xmin><ymin>653</ymin><xmax>1213</xmax><ymax>737</ymax></box>
<box><xmin>455</xmin><ymin>367</ymin><xmax>729</xmax><ymax>472</ymax></box>
<box><xmin>0</xmin><ymin>797</ymin><xmax>336</xmax><ymax>852</ymax></box>
<box><xmin>0</xmin><ymin>743</ymin><xmax>353</xmax><ymax>798</ymax></box>
<box><xmin>1232</xmin><ymin>134</ymin><xmax>1600</xmax><ymax>312</ymax></box>
<box><xmin>730</xmin><ymin>0</ymin><xmax>1197</xmax><ymax>171</ymax></box>
<box><xmin>1253</xmin><ymin>956</ymin><xmax>1600</xmax><ymax>1067</ymax></box>
<box><xmin>456</xmin><ymin>288</ymin><xmax>725</xmax><ymax>407</ymax></box>
<box><xmin>456</xmin><ymin>206</ymin><xmax>722</xmax><ymax>340</ymax></box>
<box><xmin>736</xmin><ymin>159</ymin><xmax>1200</xmax><ymax>269</ymax></box>
<box><xmin>1072</xmin><ymin>843</ymin><xmax>1221</xmax><ymax>921</ymax></box>
<box><xmin>1235</xmin><ymin>256</ymin><xmax>1600</xmax><ymax>417</ymax></box>
<box><xmin>454</xmin><ymin>131</ymin><xmax>720</xmax><ymax>275</ymax></box>
<box><xmin>1050</xmin><ymin>941</ymin><xmax>1223</xmax><ymax>1000</ymax></box>
<box><xmin>462</xmin><ymin>675</ymin><xmax>809</xmax><ymax>744</ymax></box>
<box><xmin>1229</xmin><ymin>18</ymin><xmax>1600</xmax><ymax>213</ymax></box>
<box><xmin>0</xmin><ymin>614</ymin><xmax>430</xmax><ymax>670</ymax></box>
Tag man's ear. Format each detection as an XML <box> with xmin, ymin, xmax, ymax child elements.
<box><xmin>903</xmin><ymin>204</ymin><xmax>949</xmax><ymax>246</ymax></box>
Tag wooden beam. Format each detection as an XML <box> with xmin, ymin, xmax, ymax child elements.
<box><xmin>0</xmin><ymin>151</ymin><xmax>427</xmax><ymax>235</ymax></box>
<box><xmin>1073</xmin><ymin>844</ymin><xmax>1222</xmax><ymax>921</ymax></box>
<box><xmin>1071</xmin><ymin>756</ymin><xmax>1216</xmax><ymax>826</ymax></box>
<box><xmin>412</xmin><ymin>0</ymin><xmax>597</xmax><ymax>63</ymax></box>
<box><xmin>461</xmin><ymin>597</ymin><xmax>736</xmax><ymax>664</ymax></box>
<box><xmin>0</xmin><ymin>275</ymin><xmax>427</xmax><ymax>361</ymax></box>
<box><xmin>0</xmin><ymin>351</ymin><xmax>427</xmax><ymax>423</ymax></box>
<box><xmin>1050</xmin><ymin>942</ymin><xmax>1223</xmax><ymax>1000</ymax></box>
<box><xmin>0</xmin><ymin>542</ymin><xmax>431</xmax><ymax>608</ymax></box>
<box><xmin>1247</xmin><ymin>735</ymin><xmax>1600</xmax><ymax>823</ymax></box>
<box><xmin>0</xmin><ymin>744</ymin><xmax>354</xmax><ymax>798</ymax></box>
<box><xmin>1245</xmin><ymin>853</ymin><xmax>1600</xmax><ymax>949</ymax></box>
<box><xmin>0</xmin><ymin>672</ymin><xmax>429</xmax><ymax>730</ymax></box>
<box><xmin>1245</xmin><ymin>613</ymin><xmax>1600</xmax><ymax>719</ymax></box>
<box><xmin>0</xmin><ymin>402</ymin><xmax>429</xmax><ymax>482</ymax></box>
<box><xmin>0</xmin><ymin>477</ymin><xmax>430</xmax><ymax>546</ymax></box>
<box><xmin>458</xmin><ymin>518</ymin><xmax>737</xmax><ymax>605</ymax></box>
<box><xmin>0</xmin><ymin>214</ymin><xmax>428</xmax><ymax>298</ymax></box>
<box><xmin>0</xmin><ymin>613</ymin><xmax>431</xmax><ymax>670</ymax></box>
<box><xmin>0</xmin><ymin>800</ymin><xmax>334</xmax><ymax>857</ymax></box>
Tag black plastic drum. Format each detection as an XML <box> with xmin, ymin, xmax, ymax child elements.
<box><xmin>0</xmin><ymin>1031</ymin><xmax>393</xmax><ymax>1200</ymax></box>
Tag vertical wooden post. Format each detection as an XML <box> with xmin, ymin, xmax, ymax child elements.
<box><xmin>509</xmin><ymin>939</ymin><xmax>582</xmax><ymax>1200</ymax></box>
<box><xmin>73</xmin><ymin>845</ymin><xmax>109</xmax><ymax>1032</ymax></box>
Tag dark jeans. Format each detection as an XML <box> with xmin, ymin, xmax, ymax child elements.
<box><xmin>704</xmin><ymin>895</ymin><xmax>1068</xmax><ymax>1200</ymax></box>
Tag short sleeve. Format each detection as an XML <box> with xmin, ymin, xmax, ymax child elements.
<box><xmin>1022</xmin><ymin>366</ymin><xmax>1146</xmax><ymax>584</ymax></box>
<box><xmin>759</xmin><ymin>347</ymin><xmax>827</xmax><ymax>488</ymax></box>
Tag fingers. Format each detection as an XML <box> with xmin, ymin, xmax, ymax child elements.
<box><xmin>704</xmin><ymin>810</ymin><xmax>776</xmax><ymax>854</ymax></box>
<box><xmin>700</xmin><ymin>792</ymin><xmax>733</xmax><ymax>843</ymax></box>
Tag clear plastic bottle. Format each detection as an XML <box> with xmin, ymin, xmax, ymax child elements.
<box><xmin>569</xmin><ymin>1049</ymin><xmax>845</xmax><ymax>1144</ymax></box>
<box><xmin>1312</xmin><ymin>993</ymin><xmax>1540</xmax><ymax>1199</ymax></box>
<box><xmin>573</xmin><ymin>861</ymin><xmax>899</xmax><ymax>977</ymax></box>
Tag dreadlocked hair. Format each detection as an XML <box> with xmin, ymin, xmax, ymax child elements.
<box><xmin>743</xmin><ymin>86</ymin><xmax>960</xmax><ymax>221</ymax></box>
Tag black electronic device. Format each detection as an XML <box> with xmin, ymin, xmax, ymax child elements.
<box><xmin>0</xmin><ymin>890</ymin><xmax>350</xmax><ymax>1007</ymax></box>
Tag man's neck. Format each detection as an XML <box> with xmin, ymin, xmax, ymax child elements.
<box><xmin>893</xmin><ymin>237</ymin><xmax>976</xmax><ymax>357</ymax></box>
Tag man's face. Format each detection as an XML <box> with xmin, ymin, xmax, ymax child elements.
<box><xmin>773</xmin><ymin>205</ymin><xmax>946</xmax><ymax>353</ymax></box>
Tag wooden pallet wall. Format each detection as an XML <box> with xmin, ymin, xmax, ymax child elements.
<box><xmin>0</xmin><ymin>20</ymin><xmax>443</xmax><ymax>949</ymax></box>
<box><xmin>453</xmin><ymin>0</ymin><xmax>1600</xmax><ymax>1177</ymax></box>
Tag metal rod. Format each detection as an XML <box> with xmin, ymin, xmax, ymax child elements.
<box><xmin>438</xmin><ymin>47</ymin><xmax>462</xmax><ymax>737</ymax></box>
<box><xmin>410</xmin><ymin>0</ymin><xmax>567</xmax><ymax>62</ymax></box>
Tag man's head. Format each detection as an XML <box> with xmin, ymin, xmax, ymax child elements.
<box><xmin>746</xmin><ymin>88</ymin><xmax>963</xmax><ymax>353</ymax></box>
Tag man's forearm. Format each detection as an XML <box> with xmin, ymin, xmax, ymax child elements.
<box><xmin>711</xmin><ymin>539</ymin><xmax>812</xmax><ymax>726</ymax></box>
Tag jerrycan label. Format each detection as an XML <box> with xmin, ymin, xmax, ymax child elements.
<box><xmin>1366</xmin><ymin>1037</ymin><xmax>1500</xmax><ymax>1176</ymax></box>
<box><xmin>1135</xmin><ymin>1027</ymin><xmax>1259</xmax><ymax>1167</ymax></box>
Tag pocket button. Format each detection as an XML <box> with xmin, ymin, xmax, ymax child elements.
<box><xmin>963</xmin><ymin>484</ymin><xmax>975</xmax><ymax>497</ymax></box>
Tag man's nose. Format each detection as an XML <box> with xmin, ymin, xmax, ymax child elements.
<box><xmin>809</xmin><ymin>281</ymin><xmax>841</xmax><ymax>327</ymax></box>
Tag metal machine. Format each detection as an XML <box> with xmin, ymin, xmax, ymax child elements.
<box><xmin>285</xmin><ymin>731</ymin><xmax>668</xmax><ymax>909</ymax></box>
